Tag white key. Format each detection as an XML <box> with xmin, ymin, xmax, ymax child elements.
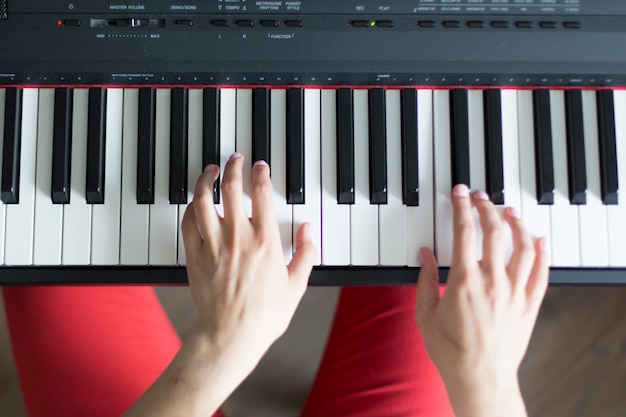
<box><xmin>608</xmin><ymin>91</ymin><xmax>626</xmax><ymax>266</ymax></box>
<box><xmin>120</xmin><ymin>89</ymin><xmax>149</xmax><ymax>265</ymax></box>
<box><xmin>33</xmin><ymin>89</ymin><xmax>63</xmax><ymax>265</ymax></box>
<box><xmin>433</xmin><ymin>90</ymin><xmax>453</xmax><ymax>266</ymax></box>
<box><xmin>579</xmin><ymin>91</ymin><xmax>609</xmax><ymax>266</ymax></box>
<box><xmin>321</xmin><ymin>89</ymin><xmax>350</xmax><ymax>266</ymax></box>
<box><xmin>218</xmin><ymin>89</ymin><xmax>237</xmax><ymax>217</ymax></box>
<box><xmin>92</xmin><ymin>88</ymin><xmax>123</xmax><ymax>265</ymax></box>
<box><xmin>517</xmin><ymin>91</ymin><xmax>552</xmax><ymax>260</ymax></box>
<box><xmin>270</xmin><ymin>89</ymin><xmax>293</xmax><ymax>264</ymax></box>
<box><xmin>178</xmin><ymin>88</ymin><xmax>203</xmax><ymax>265</ymax></box>
<box><xmin>0</xmin><ymin>88</ymin><xmax>5</xmax><ymax>264</ymax></box>
<box><xmin>501</xmin><ymin>90</ymin><xmax>522</xmax><ymax>262</ymax></box>
<box><xmin>5</xmin><ymin>88</ymin><xmax>38</xmax><ymax>265</ymax></box>
<box><xmin>351</xmin><ymin>89</ymin><xmax>378</xmax><ymax>265</ymax></box>
<box><xmin>236</xmin><ymin>89</ymin><xmax>253</xmax><ymax>216</ymax></box>
<box><xmin>63</xmin><ymin>89</ymin><xmax>92</xmax><ymax>265</ymax></box>
<box><xmin>149</xmin><ymin>89</ymin><xmax>178</xmax><ymax>265</ymax></box>
<box><xmin>407</xmin><ymin>89</ymin><xmax>434</xmax><ymax>267</ymax></box>
<box><xmin>550</xmin><ymin>90</ymin><xmax>580</xmax><ymax>266</ymax></box>
<box><xmin>379</xmin><ymin>90</ymin><xmax>407</xmax><ymax>266</ymax></box>
<box><xmin>293</xmin><ymin>89</ymin><xmax>322</xmax><ymax>265</ymax></box>
<box><xmin>467</xmin><ymin>90</ymin><xmax>486</xmax><ymax>260</ymax></box>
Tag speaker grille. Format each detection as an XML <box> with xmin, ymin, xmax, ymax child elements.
<box><xmin>0</xmin><ymin>0</ymin><xmax>6</xmax><ymax>20</ymax></box>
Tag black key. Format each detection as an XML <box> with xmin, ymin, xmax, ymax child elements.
<box><xmin>86</xmin><ymin>88</ymin><xmax>107</xmax><ymax>204</ymax></box>
<box><xmin>1</xmin><ymin>88</ymin><xmax>22</xmax><ymax>204</ymax></box>
<box><xmin>203</xmin><ymin>88</ymin><xmax>220</xmax><ymax>204</ymax></box>
<box><xmin>596</xmin><ymin>90</ymin><xmax>619</xmax><ymax>205</ymax></box>
<box><xmin>51</xmin><ymin>88</ymin><xmax>73</xmax><ymax>204</ymax></box>
<box><xmin>136</xmin><ymin>88</ymin><xmax>156</xmax><ymax>204</ymax></box>
<box><xmin>170</xmin><ymin>88</ymin><xmax>188</xmax><ymax>204</ymax></box>
<box><xmin>564</xmin><ymin>89</ymin><xmax>587</xmax><ymax>204</ymax></box>
<box><xmin>336</xmin><ymin>88</ymin><xmax>355</xmax><ymax>204</ymax></box>
<box><xmin>400</xmin><ymin>88</ymin><xmax>419</xmax><ymax>206</ymax></box>
<box><xmin>532</xmin><ymin>90</ymin><xmax>555</xmax><ymax>204</ymax></box>
<box><xmin>286</xmin><ymin>88</ymin><xmax>304</xmax><ymax>204</ymax></box>
<box><xmin>368</xmin><ymin>88</ymin><xmax>387</xmax><ymax>204</ymax></box>
<box><xmin>449</xmin><ymin>89</ymin><xmax>471</xmax><ymax>188</ymax></box>
<box><xmin>483</xmin><ymin>89</ymin><xmax>505</xmax><ymax>205</ymax></box>
<box><xmin>253</xmin><ymin>88</ymin><xmax>271</xmax><ymax>165</ymax></box>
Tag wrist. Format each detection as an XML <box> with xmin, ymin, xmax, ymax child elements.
<box><xmin>442</xmin><ymin>365</ymin><xmax>526</xmax><ymax>417</ymax></box>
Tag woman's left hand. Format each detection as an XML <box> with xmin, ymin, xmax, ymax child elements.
<box><xmin>182</xmin><ymin>153</ymin><xmax>316</xmax><ymax>372</ymax></box>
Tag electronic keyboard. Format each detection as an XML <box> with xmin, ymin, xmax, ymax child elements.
<box><xmin>1</xmin><ymin>0</ymin><xmax>626</xmax><ymax>285</ymax></box>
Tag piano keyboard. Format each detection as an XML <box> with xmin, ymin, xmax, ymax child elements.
<box><xmin>1</xmin><ymin>86</ymin><xmax>626</xmax><ymax>274</ymax></box>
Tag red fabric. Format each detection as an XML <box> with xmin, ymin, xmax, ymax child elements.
<box><xmin>301</xmin><ymin>286</ymin><xmax>454</xmax><ymax>417</ymax></box>
<box><xmin>3</xmin><ymin>286</ymin><xmax>451</xmax><ymax>417</ymax></box>
<box><xmin>2</xmin><ymin>286</ymin><xmax>224</xmax><ymax>417</ymax></box>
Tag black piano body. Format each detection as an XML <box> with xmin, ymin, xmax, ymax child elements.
<box><xmin>1</xmin><ymin>0</ymin><xmax>626</xmax><ymax>285</ymax></box>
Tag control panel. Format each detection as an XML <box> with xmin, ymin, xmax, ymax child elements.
<box><xmin>2</xmin><ymin>0</ymin><xmax>626</xmax><ymax>88</ymax></box>
<box><xmin>5</xmin><ymin>0</ymin><xmax>626</xmax><ymax>15</ymax></box>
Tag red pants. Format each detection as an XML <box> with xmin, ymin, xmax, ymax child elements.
<box><xmin>3</xmin><ymin>286</ymin><xmax>453</xmax><ymax>417</ymax></box>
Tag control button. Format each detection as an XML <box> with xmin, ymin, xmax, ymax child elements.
<box><xmin>352</xmin><ymin>20</ymin><xmax>372</xmax><ymax>28</ymax></box>
<box><xmin>376</xmin><ymin>20</ymin><xmax>394</xmax><ymax>28</ymax></box>
<box><xmin>236</xmin><ymin>19</ymin><xmax>254</xmax><ymax>27</ymax></box>
<box><xmin>539</xmin><ymin>21</ymin><xmax>557</xmax><ymax>29</ymax></box>
<box><xmin>442</xmin><ymin>20</ymin><xmax>460</xmax><ymax>28</ymax></box>
<box><xmin>212</xmin><ymin>19</ymin><xmax>229</xmax><ymax>27</ymax></box>
<box><xmin>175</xmin><ymin>19</ymin><xmax>193</xmax><ymax>27</ymax></box>
<box><xmin>466</xmin><ymin>20</ymin><xmax>484</xmax><ymax>28</ymax></box>
<box><xmin>260</xmin><ymin>20</ymin><xmax>278</xmax><ymax>27</ymax></box>
<box><xmin>284</xmin><ymin>19</ymin><xmax>303</xmax><ymax>27</ymax></box>
<box><xmin>59</xmin><ymin>19</ymin><xmax>81</xmax><ymax>27</ymax></box>
<box><xmin>491</xmin><ymin>20</ymin><xmax>509</xmax><ymax>28</ymax></box>
<box><xmin>417</xmin><ymin>20</ymin><xmax>436</xmax><ymax>28</ymax></box>
<box><xmin>563</xmin><ymin>21</ymin><xmax>581</xmax><ymax>29</ymax></box>
<box><xmin>515</xmin><ymin>21</ymin><xmax>533</xmax><ymax>29</ymax></box>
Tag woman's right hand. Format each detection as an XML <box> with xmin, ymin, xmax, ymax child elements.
<box><xmin>415</xmin><ymin>184</ymin><xmax>549</xmax><ymax>417</ymax></box>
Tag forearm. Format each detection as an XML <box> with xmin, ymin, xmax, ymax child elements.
<box><xmin>122</xmin><ymin>327</ymin><xmax>252</xmax><ymax>417</ymax></box>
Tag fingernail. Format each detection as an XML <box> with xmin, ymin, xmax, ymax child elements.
<box><xmin>473</xmin><ymin>190</ymin><xmax>490</xmax><ymax>201</ymax></box>
<box><xmin>541</xmin><ymin>237</ymin><xmax>550</xmax><ymax>253</ymax></box>
<box><xmin>508</xmin><ymin>206</ymin><xmax>520</xmax><ymax>219</ymax></box>
<box><xmin>453</xmin><ymin>184</ymin><xmax>470</xmax><ymax>197</ymax></box>
<box><xmin>230</xmin><ymin>152</ymin><xmax>242</xmax><ymax>160</ymax></box>
<box><xmin>254</xmin><ymin>160</ymin><xmax>268</xmax><ymax>167</ymax></box>
<box><xmin>203</xmin><ymin>164</ymin><xmax>218</xmax><ymax>173</ymax></box>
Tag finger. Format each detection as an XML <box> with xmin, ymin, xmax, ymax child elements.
<box><xmin>250</xmin><ymin>160</ymin><xmax>277</xmax><ymax>230</ymax></box>
<box><xmin>473</xmin><ymin>190</ymin><xmax>506</xmax><ymax>273</ymax></box>
<box><xmin>287</xmin><ymin>223</ymin><xmax>316</xmax><ymax>291</ymax></box>
<box><xmin>526</xmin><ymin>237</ymin><xmax>550</xmax><ymax>314</ymax></box>
<box><xmin>221</xmin><ymin>152</ymin><xmax>248</xmax><ymax>224</ymax></box>
<box><xmin>503</xmin><ymin>207</ymin><xmax>535</xmax><ymax>284</ymax></box>
<box><xmin>416</xmin><ymin>247</ymin><xmax>441</xmax><ymax>321</ymax></box>
<box><xmin>181</xmin><ymin>202</ymin><xmax>203</xmax><ymax>259</ymax></box>
<box><xmin>192</xmin><ymin>164</ymin><xmax>222</xmax><ymax>240</ymax></box>
<box><xmin>451</xmin><ymin>184</ymin><xmax>477</xmax><ymax>269</ymax></box>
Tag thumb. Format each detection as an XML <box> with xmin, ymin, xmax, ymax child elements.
<box><xmin>416</xmin><ymin>247</ymin><xmax>440</xmax><ymax>319</ymax></box>
<box><xmin>287</xmin><ymin>223</ymin><xmax>316</xmax><ymax>288</ymax></box>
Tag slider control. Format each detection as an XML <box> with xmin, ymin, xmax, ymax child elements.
<box><xmin>90</xmin><ymin>18</ymin><xmax>165</xmax><ymax>28</ymax></box>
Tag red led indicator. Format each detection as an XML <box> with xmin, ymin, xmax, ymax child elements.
<box><xmin>57</xmin><ymin>19</ymin><xmax>63</xmax><ymax>26</ymax></box>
